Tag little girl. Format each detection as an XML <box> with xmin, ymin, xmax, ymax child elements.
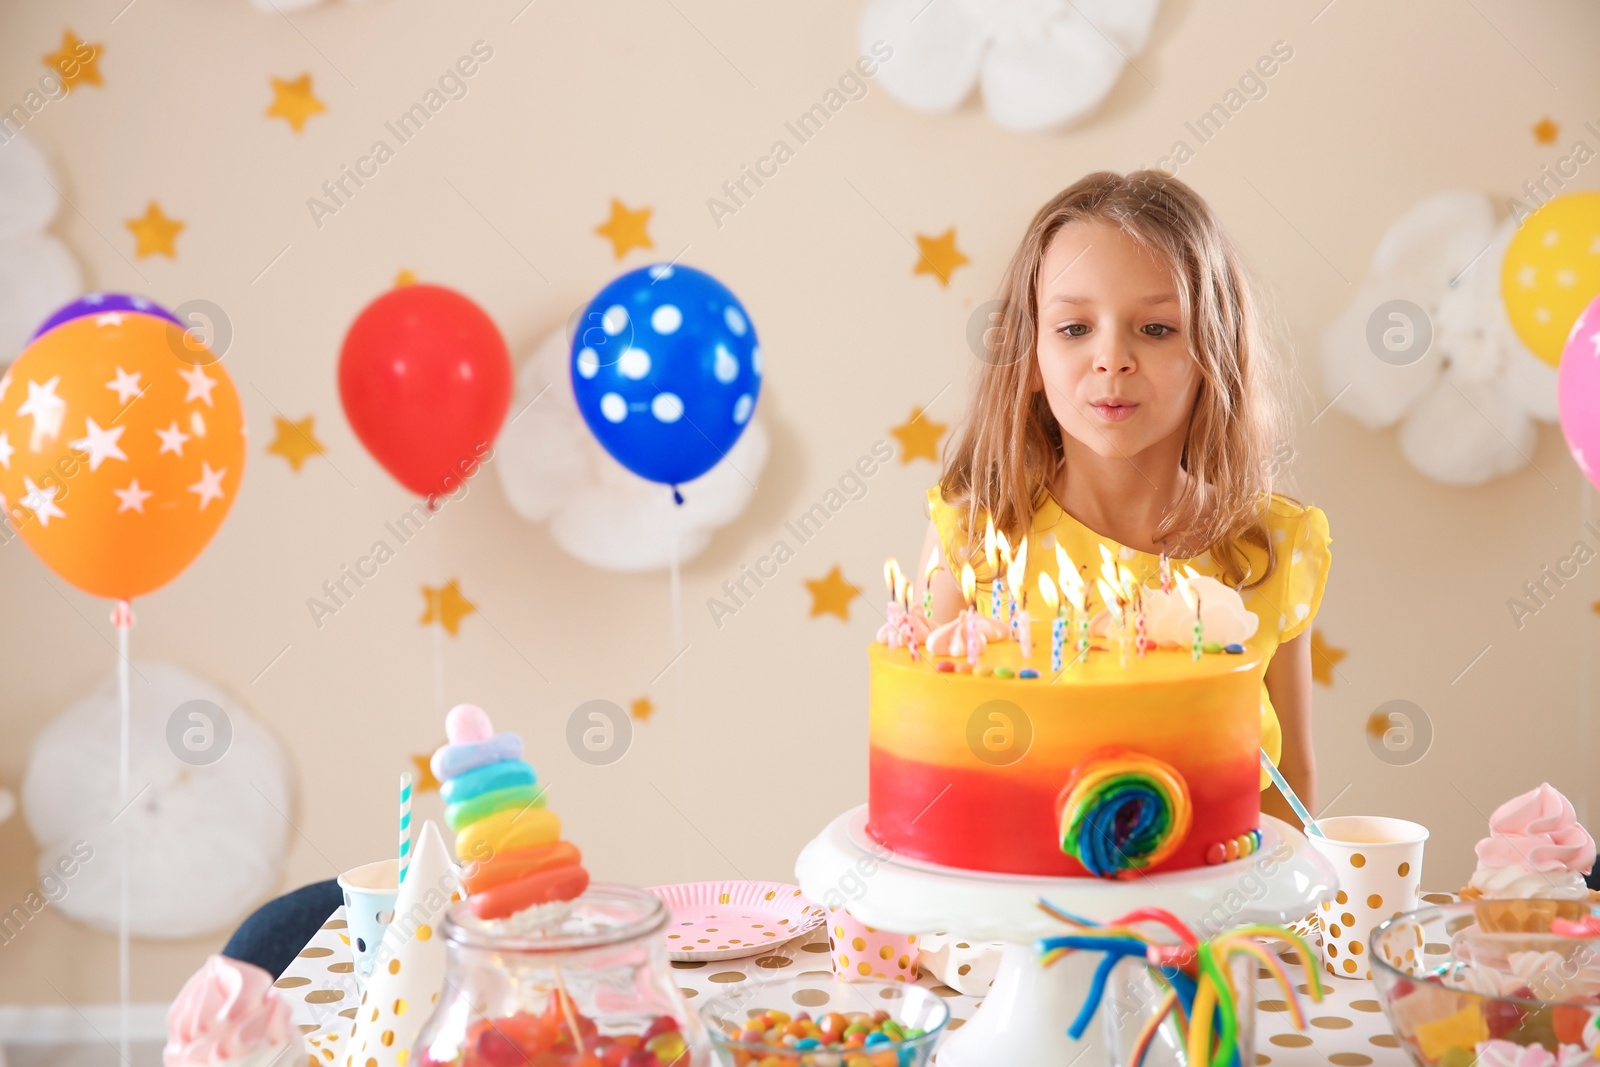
<box><xmin>915</xmin><ymin>170</ymin><xmax>1331</xmax><ymax>826</ymax></box>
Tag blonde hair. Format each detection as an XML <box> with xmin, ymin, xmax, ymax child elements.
<box><xmin>939</xmin><ymin>170</ymin><xmax>1286</xmax><ymax>588</ymax></box>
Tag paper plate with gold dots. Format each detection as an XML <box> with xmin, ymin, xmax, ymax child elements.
<box><xmin>647</xmin><ymin>881</ymin><xmax>825</xmax><ymax>962</ymax></box>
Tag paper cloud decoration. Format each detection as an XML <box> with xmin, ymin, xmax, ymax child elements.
<box><xmin>496</xmin><ymin>326</ymin><xmax>768</xmax><ymax>572</ymax></box>
<box><xmin>345</xmin><ymin>821</ymin><xmax>457</xmax><ymax>1067</ymax></box>
<box><xmin>1320</xmin><ymin>191</ymin><xmax>1557</xmax><ymax>486</ymax></box>
<box><xmin>859</xmin><ymin>0</ymin><xmax>1160</xmax><ymax>132</ymax></box>
<box><xmin>21</xmin><ymin>663</ymin><xmax>292</xmax><ymax>938</ymax></box>
<box><xmin>0</xmin><ymin>135</ymin><xmax>82</xmax><ymax>365</ymax></box>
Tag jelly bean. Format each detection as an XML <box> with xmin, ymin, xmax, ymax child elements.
<box><xmin>993</xmin><ymin>667</ymin><xmax>1014</xmax><ymax>678</ymax></box>
<box><xmin>445</xmin><ymin>785</ymin><xmax>546</xmax><ymax>832</ymax></box>
<box><xmin>455</xmin><ymin>806</ymin><xmax>561</xmax><ymax>861</ymax></box>
<box><xmin>446</xmin><ymin>703</ymin><xmax>496</xmax><ymax>744</ymax></box>
<box><xmin>469</xmin><ymin>864</ymin><xmax>590</xmax><ymax>920</ymax></box>
<box><xmin>1202</xmin><ymin>641</ymin><xmax>1223</xmax><ymax>653</ymax></box>
<box><xmin>935</xmin><ymin>660</ymin><xmax>954</xmax><ymax>673</ymax></box>
<box><xmin>1224</xmin><ymin>643</ymin><xmax>1245</xmax><ymax>654</ymax></box>
<box><xmin>1018</xmin><ymin>668</ymin><xmax>1039</xmax><ymax>678</ymax></box>
<box><xmin>442</xmin><ymin>760</ymin><xmax>538</xmax><ymax>806</ymax></box>
<box><xmin>431</xmin><ymin>733</ymin><xmax>524</xmax><ymax>783</ymax></box>
<box><xmin>974</xmin><ymin>665</ymin><xmax>994</xmax><ymax>677</ymax></box>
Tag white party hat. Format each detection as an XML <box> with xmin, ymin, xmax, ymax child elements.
<box><xmin>344</xmin><ymin>821</ymin><xmax>459</xmax><ymax>1067</ymax></box>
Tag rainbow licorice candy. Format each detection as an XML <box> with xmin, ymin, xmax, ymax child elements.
<box><xmin>1058</xmin><ymin>752</ymin><xmax>1193</xmax><ymax>878</ymax></box>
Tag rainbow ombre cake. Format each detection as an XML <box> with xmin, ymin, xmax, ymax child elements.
<box><xmin>867</xmin><ymin>633</ymin><xmax>1262</xmax><ymax>878</ymax></box>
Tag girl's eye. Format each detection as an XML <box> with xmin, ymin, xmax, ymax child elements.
<box><xmin>1058</xmin><ymin>324</ymin><xmax>1090</xmax><ymax>337</ymax></box>
<box><xmin>1143</xmin><ymin>324</ymin><xmax>1176</xmax><ymax>337</ymax></box>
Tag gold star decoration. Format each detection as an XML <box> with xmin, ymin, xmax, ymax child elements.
<box><xmin>594</xmin><ymin>199</ymin><xmax>653</xmax><ymax>260</ymax></box>
<box><xmin>1309</xmin><ymin>628</ymin><xmax>1346</xmax><ymax>687</ymax></box>
<box><xmin>266</xmin><ymin>415</ymin><xmax>325</xmax><ymax>472</ymax></box>
<box><xmin>44</xmin><ymin>30</ymin><xmax>103</xmax><ymax>92</ymax></box>
<box><xmin>420</xmin><ymin>579</ymin><xmax>477</xmax><ymax>636</ymax></box>
<box><xmin>1533</xmin><ymin>117</ymin><xmax>1560</xmax><ymax>145</ymax></box>
<box><xmin>266</xmin><ymin>73</ymin><xmax>325</xmax><ymax>133</ymax></box>
<box><xmin>889</xmin><ymin>407</ymin><xmax>947</xmax><ymax>464</ymax></box>
<box><xmin>126</xmin><ymin>202</ymin><xmax>184</xmax><ymax>259</ymax></box>
<box><xmin>409</xmin><ymin>751</ymin><xmax>441</xmax><ymax>793</ymax></box>
<box><xmin>1592</xmin><ymin>600</ymin><xmax>1600</xmax><ymax>615</ymax></box>
<box><xmin>630</xmin><ymin>697</ymin><xmax>654</xmax><ymax>722</ymax></box>
<box><xmin>914</xmin><ymin>228</ymin><xmax>969</xmax><ymax>287</ymax></box>
<box><xmin>394</xmin><ymin>268</ymin><xmax>417</xmax><ymax>287</ymax></box>
<box><xmin>804</xmin><ymin>566</ymin><xmax>861</xmax><ymax>622</ymax></box>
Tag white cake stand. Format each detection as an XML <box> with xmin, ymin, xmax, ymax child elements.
<box><xmin>795</xmin><ymin>807</ymin><xmax>1338</xmax><ymax>1067</ymax></box>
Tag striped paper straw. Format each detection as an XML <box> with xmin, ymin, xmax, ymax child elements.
<box><xmin>399</xmin><ymin>772</ymin><xmax>414</xmax><ymax>883</ymax></box>
<box><xmin>1259</xmin><ymin>749</ymin><xmax>1324</xmax><ymax>838</ymax></box>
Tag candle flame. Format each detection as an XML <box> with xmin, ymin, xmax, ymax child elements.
<box><xmin>1175</xmin><ymin>571</ymin><xmax>1197</xmax><ymax>611</ymax></box>
<box><xmin>1117</xmin><ymin>564</ymin><xmax>1137</xmax><ymax>597</ymax></box>
<box><xmin>884</xmin><ymin>558</ymin><xmax>903</xmax><ymax>595</ymax></box>
<box><xmin>1037</xmin><ymin>572</ymin><xmax>1059</xmax><ymax>613</ymax></box>
<box><xmin>1013</xmin><ymin>536</ymin><xmax>1028</xmax><ymax>576</ymax></box>
<box><xmin>983</xmin><ymin>516</ymin><xmax>997</xmax><ymax>572</ymax></box>
<box><xmin>1182</xmin><ymin>564</ymin><xmax>1202</xmax><ymax>581</ymax></box>
<box><xmin>924</xmin><ymin>545</ymin><xmax>940</xmax><ymax>582</ymax></box>
<box><xmin>996</xmin><ymin>529</ymin><xmax>1012</xmax><ymax>573</ymax></box>
<box><xmin>1097</xmin><ymin>578</ymin><xmax>1123</xmax><ymax>619</ymax></box>
<box><xmin>960</xmin><ymin>563</ymin><xmax>976</xmax><ymax>605</ymax></box>
<box><xmin>1055</xmin><ymin>544</ymin><xmax>1082</xmax><ymax>593</ymax></box>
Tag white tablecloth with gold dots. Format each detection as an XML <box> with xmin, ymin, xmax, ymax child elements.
<box><xmin>277</xmin><ymin>904</ymin><xmax>1428</xmax><ymax>1066</ymax></box>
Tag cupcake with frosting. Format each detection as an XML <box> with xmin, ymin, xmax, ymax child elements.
<box><xmin>1462</xmin><ymin>783</ymin><xmax>1599</xmax><ymax>931</ymax></box>
<box><xmin>165</xmin><ymin>955</ymin><xmax>298</xmax><ymax>1067</ymax></box>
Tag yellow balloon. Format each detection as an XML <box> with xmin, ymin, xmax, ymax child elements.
<box><xmin>1501</xmin><ymin>190</ymin><xmax>1600</xmax><ymax>367</ymax></box>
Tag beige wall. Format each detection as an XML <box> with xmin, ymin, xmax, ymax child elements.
<box><xmin>2</xmin><ymin>0</ymin><xmax>1598</xmax><ymax>1006</ymax></box>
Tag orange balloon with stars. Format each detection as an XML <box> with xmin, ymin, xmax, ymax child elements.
<box><xmin>0</xmin><ymin>311</ymin><xmax>245</xmax><ymax>601</ymax></box>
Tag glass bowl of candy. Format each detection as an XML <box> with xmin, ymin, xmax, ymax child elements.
<box><xmin>699</xmin><ymin>977</ymin><xmax>949</xmax><ymax>1066</ymax></box>
<box><xmin>1372</xmin><ymin>900</ymin><xmax>1600</xmax><ymax>1067</ymax></box>
<box><xmin>414</xmin><ymin>884</ymin><xmax>710</xmax><ymax>1067</ymax></box>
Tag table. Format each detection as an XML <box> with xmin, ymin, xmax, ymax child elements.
<box><xmin>276</xmin><ymin>899</ymin><xmax>1446</xmax><ymax>1066</ymax></box>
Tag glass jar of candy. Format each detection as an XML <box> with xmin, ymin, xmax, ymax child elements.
<box><xmin>414</xmin><ymin>885</ymin><xmax>708</xmax><ymax>1067</ymax></box>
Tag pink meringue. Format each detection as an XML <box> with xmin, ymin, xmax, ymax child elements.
<box><xmin>924</xmin><ymin>610</ymin><xmax>1008</xmax><ymax>657</ymax></box>
<box><xmin>1468</xmin><ymin>784</ymin><xmax>1596</xmax><ymax>900</ymax></box>
<box><xmin>164</xmin><ymin>955</ymin><xmax>295</xmax><ymax>1067</ymax></box>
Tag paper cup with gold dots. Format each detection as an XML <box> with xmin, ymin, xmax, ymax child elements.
<box><xmin>826</xmin><ymin>905</ymin><xmax>919</xmax><ymax>982</ymax></box>
<box><xmin>338</xmin><ymin>858</ymin><xmax>400</xmax><ymax>984</ymax></box>
<box><xmin>1307</xmin><ymin>815</ymin><xmax>1428</xmax><ymax>979</ymax></box>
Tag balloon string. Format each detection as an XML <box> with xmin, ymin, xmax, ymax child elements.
<box><xmin>668</xmin><ymin>493</ymin><xmax>684</xmax><ymax>706</ymax></box>
<box><xmin>112</xmin><ymin>599</ymin><xmax>133</xmax><ymax>1067</ymax></box>
<box><xmin>432</xmin><ymin>513</ymin><xmax>445</xmax><ymax>718</ymax></box>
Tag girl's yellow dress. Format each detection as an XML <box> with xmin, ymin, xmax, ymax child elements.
<box><xmin>927</xmin><ymin>487</ymin><xmax>1332</xmax><ymax>786</ymax></box>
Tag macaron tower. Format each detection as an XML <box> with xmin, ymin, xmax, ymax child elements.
<box><xmin>430</xmin><ymin>704</ymin><xmax>589</xmax><ymax>921</ymax></box>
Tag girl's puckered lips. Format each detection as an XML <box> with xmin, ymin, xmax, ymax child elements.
<box><xmin>1090</xmin><ymin>397</ymin><xmax>1139</xmax><ymax>422</ymax></box>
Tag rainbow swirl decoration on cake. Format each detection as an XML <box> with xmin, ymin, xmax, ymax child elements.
<box><xmin>430</xmin><ymin>704</ymin><xmax>589</xmax><ymax>920</ymax></box>
<box><xmin>1058</xmin><ymin>751</ymin><xmax>1193</xmax><ymax>879</ymax></box>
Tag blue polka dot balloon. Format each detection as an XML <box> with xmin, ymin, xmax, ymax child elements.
<box><xmin>571</xmin><ymin>264</ymin><xmax>762</xmax><ymax>499</ymax></box>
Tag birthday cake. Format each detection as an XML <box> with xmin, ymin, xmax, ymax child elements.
<box><xmin>867</xmin><ymin>553</ymin><xmax>1265</xmax><ymax>879</ymax></box>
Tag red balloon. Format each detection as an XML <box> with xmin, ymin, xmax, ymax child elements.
<box><xmin>339</xmin><ymin>284</ymin><xmax>511</xmax><ymax>500</ymax></box>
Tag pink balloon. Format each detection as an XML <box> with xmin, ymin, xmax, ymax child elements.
<box><xmin>1559</xmin><ymin>294</ymin><xmax>1600</xmax><ymax>489</ymax></box>
<box><xmin>445</xmin><ymin>703</ymin><xmax>494</xmax><ymax>744</ymax></box>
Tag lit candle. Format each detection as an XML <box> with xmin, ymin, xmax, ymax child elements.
<box><xmin>1098</xmin><ymin>577</ymin><xmax>1128</xmax><ymax>668</ymax></box>
<box><xmin>1037</xmin><ymin>572</ymin><xmax>1063</xmax><ymax>673</ymax></box>
<box><xmin>883</xmin><ymin>559</ymin><xmax>904</xmax><ymax>650</ymax></box>
<box><xmin>1159</xmin><ymin>552</ymin><xmax>1173</xmax><ymax>593</ymax></box>
<box><xmin>961</xmin><ymin>563</ymin><xmax>980</xmax><ymax>666</ymax></box>
<box><xmin>1176</xmin><ymin>573</ymin><xmax>1203</xmax><ymax>662</ymax></box>
<box><xmin>922</xmin><ymin>546</ymin><xmax>939</xmax><ymax>621</ymax></box>
<box><xmin>983</xmin><ymin>517</ymin><xmax>999</xmax><ymax>619</ymax></box>
<box><xmin>1118</xmin><ymin>564</ymin><xmax>1145</xmax><ymax>656</ymax></box>
<box><xmin>1009</xmin><ymin>537</ymin><xmax>1028</xmax><ymax>642</ymax></box>
<box><xmin>994</xmin><ymin>528</ymin><xmax>1011</xmax><ymax>625</ymax></box>
<box><xmin>899</xmin><ymin>575</ymin><xmax>920</xmax><ymax>662</ymax></box>
<box><xmin>1055</xmin><ymin>544</ymin><xmax>1087</xmax><ymax>662</ymax></box>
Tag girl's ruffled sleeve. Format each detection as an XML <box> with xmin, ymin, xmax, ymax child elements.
<box><xmin>1277</xmin><ymin>504</ymin><xmax>1332</xmax><ymax>643</ymax></box>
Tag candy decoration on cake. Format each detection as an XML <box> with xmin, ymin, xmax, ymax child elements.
<box><xmin>430</xmin><ymin>703</ymin><xmax>589</xmax><ymax>920</ymax></box>
<box><xmin>1035</xmin><ymin>902</ymin><xmax>1324</xmax><ymax>1067</ymax></box>
<box><xmin>1058</xmin><ymin>752</ymin><xmax>1193</xmax><ymax>878</ymax></box>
